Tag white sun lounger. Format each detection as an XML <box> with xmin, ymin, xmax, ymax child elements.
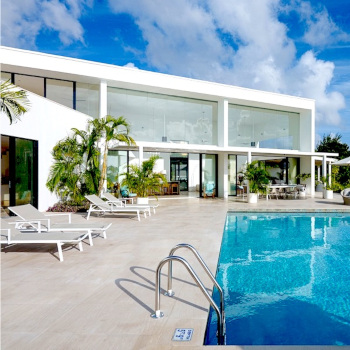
<box><xmin>85</xmin><ymin>195</ymin><xmax>150</xmax><ymax>221</ymax></box>
<box><xmin>101</xmin><ymin>192</ymin><xmax>158</xmax><ymax>214</ymax></box>
<box><xmin>1</xmin><ymin>219</ymin><xmax>90</xmax><ymax>262</ymax></box>
<box><xmin>8</xmin><ymin>204</ymin><xmax>112</xmax><ymax>245</ymax></box>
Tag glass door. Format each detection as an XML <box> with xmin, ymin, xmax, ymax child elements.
<box><xmin>170</xmin><ymin>156</ymin><xmax>188</xmax><ymax>191</ymax></box>
<box><xmin>228</xmin><ymin>155</ymin><xmax>237</xmax><ymax>195</ymax></box>
<box><xmin>200</xmin><ymin>154</ymin><xmax>217</xmax><ymax>197</ymax></box>
<box><xmin>1</xmin><ymin>135</ymin><xmax>38</xmax><ymax>211</ymax></box>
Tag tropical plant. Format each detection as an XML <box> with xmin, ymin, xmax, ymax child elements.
<box><xmin>296</xmin><ymin>173</ymin><xmax>311</xmax><ymax>181</ymax></box>
<box><xmin>46</xmin><ymin>128</ymin><xmax>101</xmax><ymax>204</ymax></box>
<box><xmin>0</xmin><ymin>80</ymin><xmax>30</xmax><ymax>124</ymax></box>
<box><xmin>121</xmin><ymin>155</ymin><xmax>167</xmax><ymax>198</ymax></box>
<box><xmin>316</xmin><ymin>133</ymin><xmax>350</xmax><ymax>187</ymax></box>
<box><xmin>243</xmin><ymin>161</ymin><xmax>270</xmax><ymax>194</ymax></box>
<box><xmin>89</xmin><ymin>115</ymin><xmax>136</xmax><ymax>194</ymax></box>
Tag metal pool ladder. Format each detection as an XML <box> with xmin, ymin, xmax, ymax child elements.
<box><xmin>150</xmin><ymin>243</ymin><xmax>226</xmax><ymax>345</ymax></box>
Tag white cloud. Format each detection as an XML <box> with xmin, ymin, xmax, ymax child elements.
<box><xmin>296</xmin><ymin>1</ymin><xmax>350</xmax><ymax>47</ymax></box>
<box><xmin>1</xmin><ymin>0</ymin><xmax>92</xmax><ymax>48</ymax></box>
<box><xmin>108</xmin><ymin>0</ymin><xmax>347</xmax><ymax>128</ymax></box>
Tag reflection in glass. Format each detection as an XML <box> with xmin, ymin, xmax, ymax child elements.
<box><xmin>46</xmin><ymin>79</ymin><xmax>73</xmax><ymax>108</ymax></box>
<box><xmin>228</xmin><ymin>104</ymin><xmax>300</xmax><ymax>150</ymax></box>
<box><xmin>76</xmin><ymin>83</ymin><xmax>99</xmax><ymax>117</ymax></box>
<box><xmin>15</xmin><ymin>138</ymin><xmax>34</xmax><ymax>206</ymax></box>
<box><xmin>202</xmin><ymin>154</ymin><xmax>216</xmax><ymax>197</ymax></box>
<box><xmin>107</xmin><ymin>87</ymin><xmax>218</xmax><ymax>145</ymax></box>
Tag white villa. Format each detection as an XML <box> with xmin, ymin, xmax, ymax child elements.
<box><xmin>1</xmin><ymin>46</ymin><xmax>336</xmax><ymax>211</ymax></box>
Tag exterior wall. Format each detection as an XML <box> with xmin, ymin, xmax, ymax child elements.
<box><xmin>1</xmin><ymin>91</ymin><xmax>92</xmax><ymax>211</ymax></box>
<box><xmin>1</xmin><ymin>46</ymin><xmax>329</xmax><ymax>203</ymax></box>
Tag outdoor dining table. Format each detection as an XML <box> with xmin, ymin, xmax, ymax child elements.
<box><xmin>267</xmin><ymin>184</ymin><xmax>298</xmax><ymax>200</ymax></box>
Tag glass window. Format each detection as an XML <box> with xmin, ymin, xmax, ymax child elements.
<box><xmin>107</xmin><ymin>87</ymin><xmax>218</xmax><ymax>145</ymax></box>
<box><xmin>1</xmin><ymin>72</ymin><xmax>11</xmax><ymax>82</ymax></box>
<box><xmin>46</xmin><ymin>79</ymin><xmax>73</xmax><ymax>108</ymax></box>
<box><xmin>107</xmin><ymin>150</ymin><xmax>128</xmax><ymax>192</ymax></box>
<box><xmin>14</xmin><ymin>74</ymin><xmax>44</xmax><ymax>96</ymax></box>
<box><xmin>228</xmin><ymin>104</ymin><xmax>300</xmax><ymax>150</ymax></box>
<box><xmin>76</xmin><ymin>83</ymin><xmax>99</xmax><ymax>117</ymax></box>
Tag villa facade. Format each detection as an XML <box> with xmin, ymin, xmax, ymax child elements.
<box><xmin>1</xmin><ymin>46</ymin><xmax>336</xmax><ymax>211</ymax></box>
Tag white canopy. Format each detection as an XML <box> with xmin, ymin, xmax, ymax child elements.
<box><xmin>332</xmin><ymin>156</ymin><xmax>350</xmax><ymax>166</ymax></box>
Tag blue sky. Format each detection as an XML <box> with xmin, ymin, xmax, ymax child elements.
<box><xmin>2</xmin><ymin>0</ymin><xmax>350</xmax><ymax>147</ymax></box>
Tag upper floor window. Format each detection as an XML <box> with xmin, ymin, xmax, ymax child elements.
<box><xmin>228</xmin><ymin>104</ymin><xmax>300</xmax><ymax>150</ymax></box>
<box><xmin>107</xmin><ymin>87</ymin><xmax>218</xmax><ymax>145</ymax></box>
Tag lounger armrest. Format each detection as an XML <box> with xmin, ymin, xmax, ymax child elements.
<box><xmin>14</xmin><ymin>219</ymin><xmax>48</xmax><ymax>232</ymax></box>
<box><xmin>44</xmin><ymin>212</ymin><xmax>72</xmax><ymax>223</ymax></box>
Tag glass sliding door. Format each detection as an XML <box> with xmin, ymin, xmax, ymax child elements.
<box><xmin>170</xmin><ymin>156</ymin><xmax>188</xmax><ymax>191</ymax></box>
<box><xmin>228</xmin><ymin>155</ymin><xmax>237</xmax><ymax>196</ymax></box>
<box><xmin>1</xmin><ymin>135</ymin><xmax>38</xmax><ymax>211</ymax></box>
<box><xmin>200</xmin><ymin>154</ymin><xmax>217</xmax><ymax>197</ymax></box>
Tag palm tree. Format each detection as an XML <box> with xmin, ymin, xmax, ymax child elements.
<box><xmin>0</xmin><ymin>80</ymin><xmax>30</xmax><ymax>124</ymax></box>
<box><xmin>121</xmin><ymin>156</ymin><xmax>167</xmax><ymax>198</ymax></box>
<box><xmin>89</xmin><ymin>115</ymin><xmax>136</xmax><ymax>195</ymax></box>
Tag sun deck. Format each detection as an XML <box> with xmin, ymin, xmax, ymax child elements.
<box><xmin>2</xmin><ymin>193</ymin><xmax>349</xmax><ymax>350</ymax></box>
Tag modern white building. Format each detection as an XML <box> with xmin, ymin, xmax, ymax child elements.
<box><xmin>1</xmin><ymin>46</ymin><xmax>336</xmax><ymax>211</ymax></box>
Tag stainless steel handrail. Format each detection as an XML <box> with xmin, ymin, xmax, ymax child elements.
<box><xmin>150</xmin><ymin>255</ymin><xmax>225</xmax><ymax>345</ymax></box>
<box><xmin>165</xmin><ymin>243</ymin><xmax>225</xmax><ymax>335</ymax></box>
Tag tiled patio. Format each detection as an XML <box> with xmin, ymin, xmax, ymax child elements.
<box><xmin>1</xmin><ymin>193</ymin><xmax>349</xmax><ymax>350</ymax></box>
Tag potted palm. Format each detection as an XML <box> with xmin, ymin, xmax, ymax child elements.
<box><xmin>243</xmin><ymin>161</ymin><xmax>270</xmax><ymax>203</ymax></box>
<box><xmin>121</xmin><ymin>155</ymin><xmax>167</xmax><ymax>204</ymax></box>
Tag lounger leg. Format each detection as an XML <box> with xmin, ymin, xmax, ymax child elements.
<box><xmin>78</xmin><ymin>241</ymin><xmax>83</xmax><ymax>251</ymax></box>
<box><xmin>102</xmin><ymin>230</ymin><xmax>107</xmax><ymax>239</ymax></box>
<box><xmin>137</xmin><ymin>212</ymin><xmax>140</xmax><ymax>221</ymax></box>
<box><xmin>88</xmin><ymin>230</ymin><xmax>93</xmax><ymax>246</ymax></box>
<box><xmin>57</xmin><ymin>242</ymin><xmax>64</xmax><ymax>262</ymax></box>
<box><xmin>87</xmin><ymin>207</ymin><xmax>91</xmax><ymax>220</ymax></box>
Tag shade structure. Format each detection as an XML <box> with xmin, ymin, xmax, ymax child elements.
<box><xmin>332</xmin><ymin>156</ymin><xmax>350</xmax><ymax>166</ymax></box>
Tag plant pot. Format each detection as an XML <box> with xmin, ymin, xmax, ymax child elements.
<box><xmin>323</xmin><ymin>190</ymin><xmax>333</xmax><ymax>199</ymax></box>
<box><xmin>137</xmin><ymin>197</ymin><xmax>149</xmax><ymax>205</ymax></box>
<box><xmin>247</xmin><ymin>193</ymin><xmax>258</xmax><ymax>204</ymax></box>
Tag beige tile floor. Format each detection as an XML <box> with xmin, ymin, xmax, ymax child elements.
<box><xmin>1</xmin><ymin>193</ymin><xmax>350</xmax><ymax>350</ymax></box>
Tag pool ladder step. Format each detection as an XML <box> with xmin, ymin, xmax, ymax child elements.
<box><xmin>150</xmin><ymin>243</ymin><xmax>226</xmax><ymax>345</ymax></box>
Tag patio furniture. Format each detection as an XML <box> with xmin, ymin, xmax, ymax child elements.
<box><xmin>203</xmin><ymin>181</ymin><xmax>215</xmax><ymax>198</ymax></box>
<box><xmin>8</xmin><ymin>204</ymin><xmax>112</xmax><ymax>245</ymax></box>
<box><xmin>341</xmin><ymin>189</ymin><xmax>350</xmax><ymax>206</ymax></box>
<box><xmin>1</xmin><ymin>219</ymin><xmax>90</xmax><ymax>262</ymax></box>
<box><xmin>101</xmin><ymin>192</ymin><xmax>158</xmax><ymax>214</ymax></box>
<box><xmin>85</xmin><ymin>195</ymin><xmax>149</xmax><ymax>221</ymax></box>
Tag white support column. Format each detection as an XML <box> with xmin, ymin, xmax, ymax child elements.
<box><xmin>218</xmin><ymin>153</ymin><xmax>228</xmax><ymax>198</ymax></box>
<box><xmin>99</xmin><ymin>80</ymin><xmax>107</xmax><ymax>119</ymax></box>
<box><xmin>322</xmin><ymin>154</ymin><xmax>327</xmax><ymax>179</ymax></box>
<box><xmin>317</xmin><ymin>166</ymin><xmax>321</xmax><ymax>182</ymax></box>
<box><xmin>247</xmin><ymin>151</ymin><xmax>252</xmax><ymax>195</ymax></box>
<box><xmin>139</xmin><ymin>145</ymin><xmax>144</xmax><ymax>166</ymax></box>
<box><xmin>217</xmin><ymin>99</ymin><xmax>228</xmax><ymax>147</ymax></box>
<box><xmin>328</xmin><ymin>162</ymin><xmax>332</xmax><ymax>186</ymax></box>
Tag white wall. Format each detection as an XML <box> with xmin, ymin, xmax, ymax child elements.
<box><xmin>1</xmin><ymin>91</ymin><xmax>92</xmax><ymax>211</ymax></box>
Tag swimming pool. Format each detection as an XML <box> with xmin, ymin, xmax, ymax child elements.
<box><xmin>204</xmin><ymin>212</ymin><xmax>350</xmax><ymax>346</ymax></box>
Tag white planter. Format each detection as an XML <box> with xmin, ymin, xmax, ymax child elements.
<box><xmin>137</xmin><ymin>197</ymin><xmax>149</xmax><ymax>205</ymax></box>
<box><xmin>323</xmin><ymin>190</ymin><xmax>333</xmax><ymax>199</ymax></box>
<box><xmin>247</xmin><ymin>193</ymin><xmax>258</xmax><ymax>204</ymax></box>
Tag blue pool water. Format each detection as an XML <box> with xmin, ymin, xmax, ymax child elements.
<box><xmin>204</xmin><ymin>213</ymin><xmax>350</xmax><ymax>346</ymax></box>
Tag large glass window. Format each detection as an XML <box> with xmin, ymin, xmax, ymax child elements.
<box><xmin>76</xmin><ymin>83</ymin><xmax>99</xmax><ymax>117</ymax></box>
<box><xmin>46</xmin><ymin>79</ymin><xmax>74</xmax><ymax>108</ymax></box>
<box><xmin>107</xmin><ymin>87</ymin><xmax>218</xmax><ymax>145</ymax></box>
<box><xmin>14</xmin><ymin>74</ymin><xmax>44</xmax><ymax>96</ymax></box>
<box><xmin>228</xmin><ymin>104</ymin><xmax>300</xmax><ymax>150</ymax></box>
